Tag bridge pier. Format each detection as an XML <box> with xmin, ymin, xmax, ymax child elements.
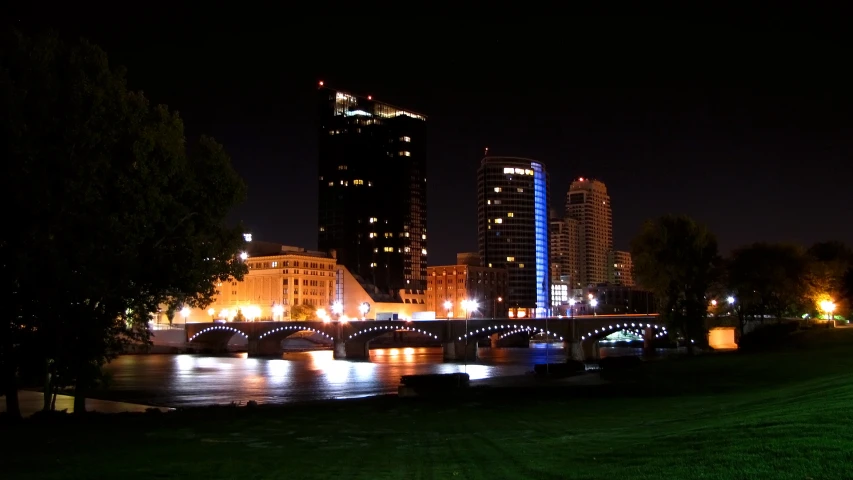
<box><xmin>643</xmin><ymin>326</ymin><xmax>656</xmax><ymax>358</ymax></box>
<box><xmin>490</xmin><ymin>333</ymin><xmax>499</xmax><ymax>349</ymax></box>
<box><xmin>332</xmin><ymin>339</ymin><xmax>370</xmax><ymax>361</ymax></box>
<box><xmin>247</xmin><ymin>338</ymin><xmax>283</xmax><ymax>357</ymax></box>
<box><xmin>443</xmin><ymin>340</ymin><xmax>478</xmax><ymax>362</ymax></box>
<box><xmin>566</xmin><ymin>341</ymin><xmax>585</xmax><ymax>362</ymax></box>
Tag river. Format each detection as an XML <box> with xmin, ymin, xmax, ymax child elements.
<box><xmin>101</xmin><ymin>345</ymin><xmax>657</xmax><ymax>408</ymax></box>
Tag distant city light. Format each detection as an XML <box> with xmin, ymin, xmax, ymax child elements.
<box><xmin>319</xmin><ymin>80</ymin><xmax>324</xmax><ymax>86</ymax></box>
<box><xmin>239</xmin><ymin>251</ymin><xmax>248</xmax><ymax>260</ymax></box>
<box><xmin>243</xmin><ymin>233</ymin><xmax>252</xmax><ymax>242</ymax></box>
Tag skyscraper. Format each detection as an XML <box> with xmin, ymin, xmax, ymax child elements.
<box><xmin>317</xmin><ymin>84</ymin><xmax>427</xmax><ymax>292</ymax></box>
<box><xmin>549</xmin><ymin>216</ymin><xmax>579</xmax><ymax>286</ymax></box>
<box><xmin>565</xmin><ymin>178</ymin><xmax>612</xmax><ymax>287</ymax></box>
<box><xmin>478</xmin><ymin>157</ymin><xmax>549</xmax><ymax>317</ymax></box>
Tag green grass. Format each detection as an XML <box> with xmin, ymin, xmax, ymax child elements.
<box><xmin>4</xmin><ymin>328</ymin><xmax>853</xmax><ymax>479</ymax></box>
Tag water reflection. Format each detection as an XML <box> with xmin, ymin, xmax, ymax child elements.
<box><xmin>101</xmin><ymin>346</ymin><xmax>667</xmax><ymax>407</ymax></box>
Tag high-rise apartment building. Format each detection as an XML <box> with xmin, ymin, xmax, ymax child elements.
<box><xmin>317</xmin><ymin>84</ymin><xmax>427</xmax><ymax>292</ymax></box>
<box><xmin>549</xmin><ymin>216</ymin><xmax>580</xmax><ymax>286</ymax></box>
<box><xmin>565</xmin><ymin>178</ymin><xmax>612</xmax><ymax>286</ymax></box>
<box><xmin>607</xmin><ymin>250</ymin><xmax>634</xmax><ymax>287</ymax></box>
<box><xmin>478</xmin><ymin>157</ymin><xmax>550</xmax><ymax>317</ymax></box>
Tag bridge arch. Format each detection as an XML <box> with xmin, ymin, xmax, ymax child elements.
<box><xmin>258</xmin><ymin>325</ymin><xmax>334</xmax><ymax>342</ymax></box>
<box><xmin>188</xmin><ymin>325</ymin><xmax>249</xmax><ymax>342</ymax></box>
<box><xmin>580</xmin><ymin>321</ymin><xmax>667</xmax><ymax>342</ymax></box>
<box><xmin>348</xmin><ymin>325</ymin><xmax>440</xmax><ymax>343</ymax></box>
<box><xmin>459</xmin><ymin>324</ymin><xmax>564</xmax><ymax>342</ymax></box>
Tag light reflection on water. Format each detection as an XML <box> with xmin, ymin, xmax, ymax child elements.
<box><xmin>102</xmin><ymin>346</ymin><xmax>660</xmax><ymax>407</ymax></box>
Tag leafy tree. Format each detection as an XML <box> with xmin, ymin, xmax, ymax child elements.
<box><xmin>1</xmin><ymin>29</ymin><xmax>247</xmax><ymax>416</ymax></box>
<box><xmin>233</xmin><ymin>309</ymin><xmax>247</xmax><ymax>323</ymax></box>
<box><xmin>631</xmin><ymin>215</ymin><xmax>719</xmax><ymax>353</ymax></box>
<box><xmin>291</xmin><ymin>305</ymin><xmax>318</xmax><ymax>321</ymax></box>
<box><xmin>804</xmin><ymin>241</ymin><xmax>853</xmax><ymax>317</ymax></box>
<box><xmin>726</xmin><ymin>243</ymin><xmax>808</xmax><ymax>336</ymax></box>
<box><xmin>843</xmin><ymin>267</ymin><xmax>853</xmax><ymax>309</ymax></box>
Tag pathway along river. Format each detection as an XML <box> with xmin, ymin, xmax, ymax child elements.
<box><xmin>99</xmin><ymin>345</ymin><xmax>663</xmax><ymax>408</ymax></box>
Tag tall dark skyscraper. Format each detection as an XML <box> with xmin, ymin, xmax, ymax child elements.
<box><xmin>317</xmin><ymin>84</ymin><xmax>427</xmax><ymax>292</ymax></box>
<box><xmin>478</xmin><ymin>157</ymin><xmax>550</xmax><ymax>317</ymax></box>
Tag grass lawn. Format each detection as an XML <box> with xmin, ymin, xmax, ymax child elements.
<box><xmin>3</xmin><ymin>328</ymin><xmax>853</xmax><ymax>479</ymax></box>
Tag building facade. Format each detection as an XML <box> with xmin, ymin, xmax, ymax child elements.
<box><xmin>607</xmin><ymin>250</ymin><xmax>634</xmax><ymax>286</ymax></box>
<box><xmin>426</xmin><ymin>264</ymin><xmax>508</xmax><ymax>318</ymax></box>
<box><xmin>549</xmin><ymin>216</ymin><xmax>580</xmax><ymax>287</ymax></box>
<box><xmin>178</xmin><ymin>243</ymin><xmax>338</xmax><ymax>322</ymax></box>
<box><xmin>477</xmin><ymin>157</ymin><xmax>550</xmax><ymax>317</ymax></box>
<box><xmin>317</xmin><ymin>84</ymin><xmax>427</xmax><ymax>293</ymax></box>
<box><xmin>565</xmin><ymin>178</ymin><xmax>612</xmax><ymax>287</ymax></box>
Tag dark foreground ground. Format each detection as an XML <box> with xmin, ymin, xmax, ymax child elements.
<box><xmin>3</xmin><ymin>328</ymin><xmax>853</xmax><ymax>479</ymax></box>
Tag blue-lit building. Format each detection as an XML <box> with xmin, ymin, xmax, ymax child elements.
<box><xmin>477</xmin><ymin>157</ymin><xmax>550</xmax><ymax>318</ymax></box>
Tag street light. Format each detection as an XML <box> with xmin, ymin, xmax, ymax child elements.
<box><xmin>272</xmin><ymin>304</ymin><xmax>284</xmax><ymax>321</ymax></box>
<box><xmin>358</xmin><ymin>302</ymin><xmax>370</xmax><ymax>320</ymax></box>
<box><xmin>443</xmin><ymin>300</ymin><xmax>453</xmax><ymax>319</ymax></box>
<box><xmin>590</xmin><ymin>298</ymin><xmax>598</xmax><ymax>316</ymax></box>
<box><xmin>493</xmin><ymin>296</ymin><xmax>503</xmax><ymax>318</ymax></box>
<box><xmin>180</xmin><ymin>306</ymin><xmax>191</xmax><ymax>323</ymax></box>
<box><xmin>461</xmin><ymin>299</ymin><xmax>478</xmax><ymax>320</ymax></box>
<box><xmin>331</xmin><ymin>301</ymin><xmax>343</xmax><ymax>318</ymax></box>
<box><xmin>710</xmin><ymin>299</ymin><xmax>717</xmax><ymax>306</ymax></box>
<box><xmin>820</xmin><ymin>299</ymin><xmax>836</xmax><ymax>324</ymax></box>
<box><xmin>568</xmin><ymin>298</ymin><xmax>576</xmax><ymax>319</ymax></box>
<box><xmin>239</xmin><ymin>251</ymin><xmax>248</xmax><ymax>261</ymax></box>
<box><xmin>207</xmin><ymin>307</ymin><xmax>215</xmax><ymax>321</ymax></box>
<box><xmin>727</xmin><ymin>296</ymin><xmax>735</xmax><ymax>305</ymax></box>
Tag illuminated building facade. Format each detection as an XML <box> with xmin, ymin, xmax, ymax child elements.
<box><xmin>565</xmin><ymin>178</ymin><xmax>612</xmax><ymax>286</ymax></box>
<box><xmin>549</xmin><ymin>216</ymin><xmax>580</xmax><ymax>287</ymax></box>
<box><xmin>477</xmin><ymin>157</ymin><xmax>550</xmax><ymax>317</ymax></box>
<box><xmin>607</xmin><ymin>250</ymin><xmax>634</xmax><ymax>286</ymax></box>
<box><xmin>426</xmin><ymin>264</ymin><xmax>508</xmax><ymax>318</ymax></box>
<box><xmin>184</xmin><ymin>242</ymin><xmax>338</xmax><ymax>322</ymax></box>
<box><xmin>317</xmin><ymin>84</ymin><xmax>427</xmax><ymax>293</ymax></box>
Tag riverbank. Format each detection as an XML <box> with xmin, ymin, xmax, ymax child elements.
<box><xmin>3</xmin><ymin>328</ymin><xmax>852</xmax><ymax>479</ymax></box>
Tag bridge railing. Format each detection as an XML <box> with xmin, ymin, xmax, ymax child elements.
<box><xmin>148</xmin><ymin>322</ymin><xmax>186</xmax><ymax>331</ymax></box>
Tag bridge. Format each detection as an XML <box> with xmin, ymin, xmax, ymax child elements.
<box><xmin>185</xmin><ymin>314</ymin><xmax>665</xmax><ymax>361</ymax></box>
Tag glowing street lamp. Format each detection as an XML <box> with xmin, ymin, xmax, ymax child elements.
<box><xmin>443</xmin><ymin>300</ymin><xmax>453</xmax><ymax>319</ymax></box>
<box><xmin>820</xmin><ymin>299</ymin><xmax>836</xmax><ymax>323</ymax></box>
<box><xmin>207</xmin><ymin>307</ymin><xmax>215</xmax><ymax>320</ymax></box>
<box><xmin>461</xmin><ymin>299</ymin><xmax>478</xmax><ymax>320</ymax></box>
<box><xmin>727</xmin><ymin>296</ymin><xmax>735</xmax><ymax>305</ymax></box>
<box><xmin>272</xmin><ymin>304</ymin><xmax>284</xmax><ymax>321</ymax></box>
<box><xmin>239</xmin><ymin>251</ymin><xmax>248</xmax><ymax>261</ymax></box>
<box><xmin>331</xmin><ymin>301</ymin><xmax>343</xmax><ymax>317</ymax></box>
<box><xmin>710</xmin><ymin>299</ymin><xmax>718</xmax><ymax>306</ymax></box>
<box><xmin>590</xmin><ymin>298</ymin><xmax>598</xmax><ymax>316</ymax></box>
<box><xmin>358</xmin><ymin>302</ymin><xmax>370</xmax><ymax>320</ymax></box>
<box><xmin>568</xmin><ymin>298</ymin><xmax>576</xmax><ymax>319</ymax></box>
<box><xmin>180</xmin><ymin>306</ymin><xmax>191</xmax><ymax>322</ymax></box>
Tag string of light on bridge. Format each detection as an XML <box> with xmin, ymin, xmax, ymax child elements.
<box><xmin>259</xmin><ymin>325</ymin><xmax>334</xmax><ymax>341</ymax></box>
<box><xmin>581</xmin><ymin>322</ymin><xmax>666</xmax><ymax>341</ymax></box>
<box><xmin>459</xmin><ymin>325</ymin><xmax>563</xmax><ymax>342</ymax></box>
<box><xmin>348</xmin><ymin>326</ymin><xmax>439</xmax><ymax>340</ymax></box>
<box><xmin>188</xmin><ymin>326</ymin><xmax>249</xmax><ymax>342</ymax></box>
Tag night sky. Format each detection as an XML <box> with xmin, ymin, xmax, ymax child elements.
<box><xmin>10</xmin><ymin>14</ymin><xmax>852</xmax><ymax>265</ymax></box>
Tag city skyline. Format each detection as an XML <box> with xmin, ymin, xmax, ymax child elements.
<box><xmin>17</xmin><ymin>16</ymin><xmax>853</xmax><ymax>266</ymax></box>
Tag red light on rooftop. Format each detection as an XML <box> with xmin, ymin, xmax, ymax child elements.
<box><xmin>579</xmin><ymin>177</ymin><xmax>585</xmax><ymax>181</ymax></box>
<box><xmin>319</xmin><ymin>80</ymin><xmax>324</xmax><ymax>86</ymax></box>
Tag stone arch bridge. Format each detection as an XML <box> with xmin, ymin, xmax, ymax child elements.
<box><xmin>185</xmin><ymin>314</ymin><xmax>665</xmax><ymax>361</ymax></box>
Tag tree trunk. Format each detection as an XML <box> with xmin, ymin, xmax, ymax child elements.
<box><xmin>42</xmin><ymin>359</ymin><xmax>52</xmax><ymax>412</ymax></box>
<box><xmin>73</xmin><ymin>375</ymin><xmax>86</xmax><ymax>414</ymax></box>
<box><xmin>3</xmin><ymin>365</ymin><xmax>21</xmax><ymax>420</ymax></box>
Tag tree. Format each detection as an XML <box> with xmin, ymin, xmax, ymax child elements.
<box><xmin>843</xmin><ymin>267</ymin><xmax>853</xmax><ymax>308</ymax></box>
<box><xmin>2</xmin><ymin>29</ymin><xmax>248</xmax><ymax>416</ymax></box>
<box><xmin>726</xmin><ymin>243</ymin><xmax>808</xmax><ymax>336</ymax></box>
<box><xmin>631</xmin><ymin>215</ymin><xmax>719</xmax><ymax>353</ymax></box>
<box><xmin>291</xmin><ymin>305</ymin><xmax>317</xmax><ymax>321</ymax></box>
<box><xmin>804</xmin><ymin>241</ymin><xmax>853</xmax><ymax>318</ymax></box>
